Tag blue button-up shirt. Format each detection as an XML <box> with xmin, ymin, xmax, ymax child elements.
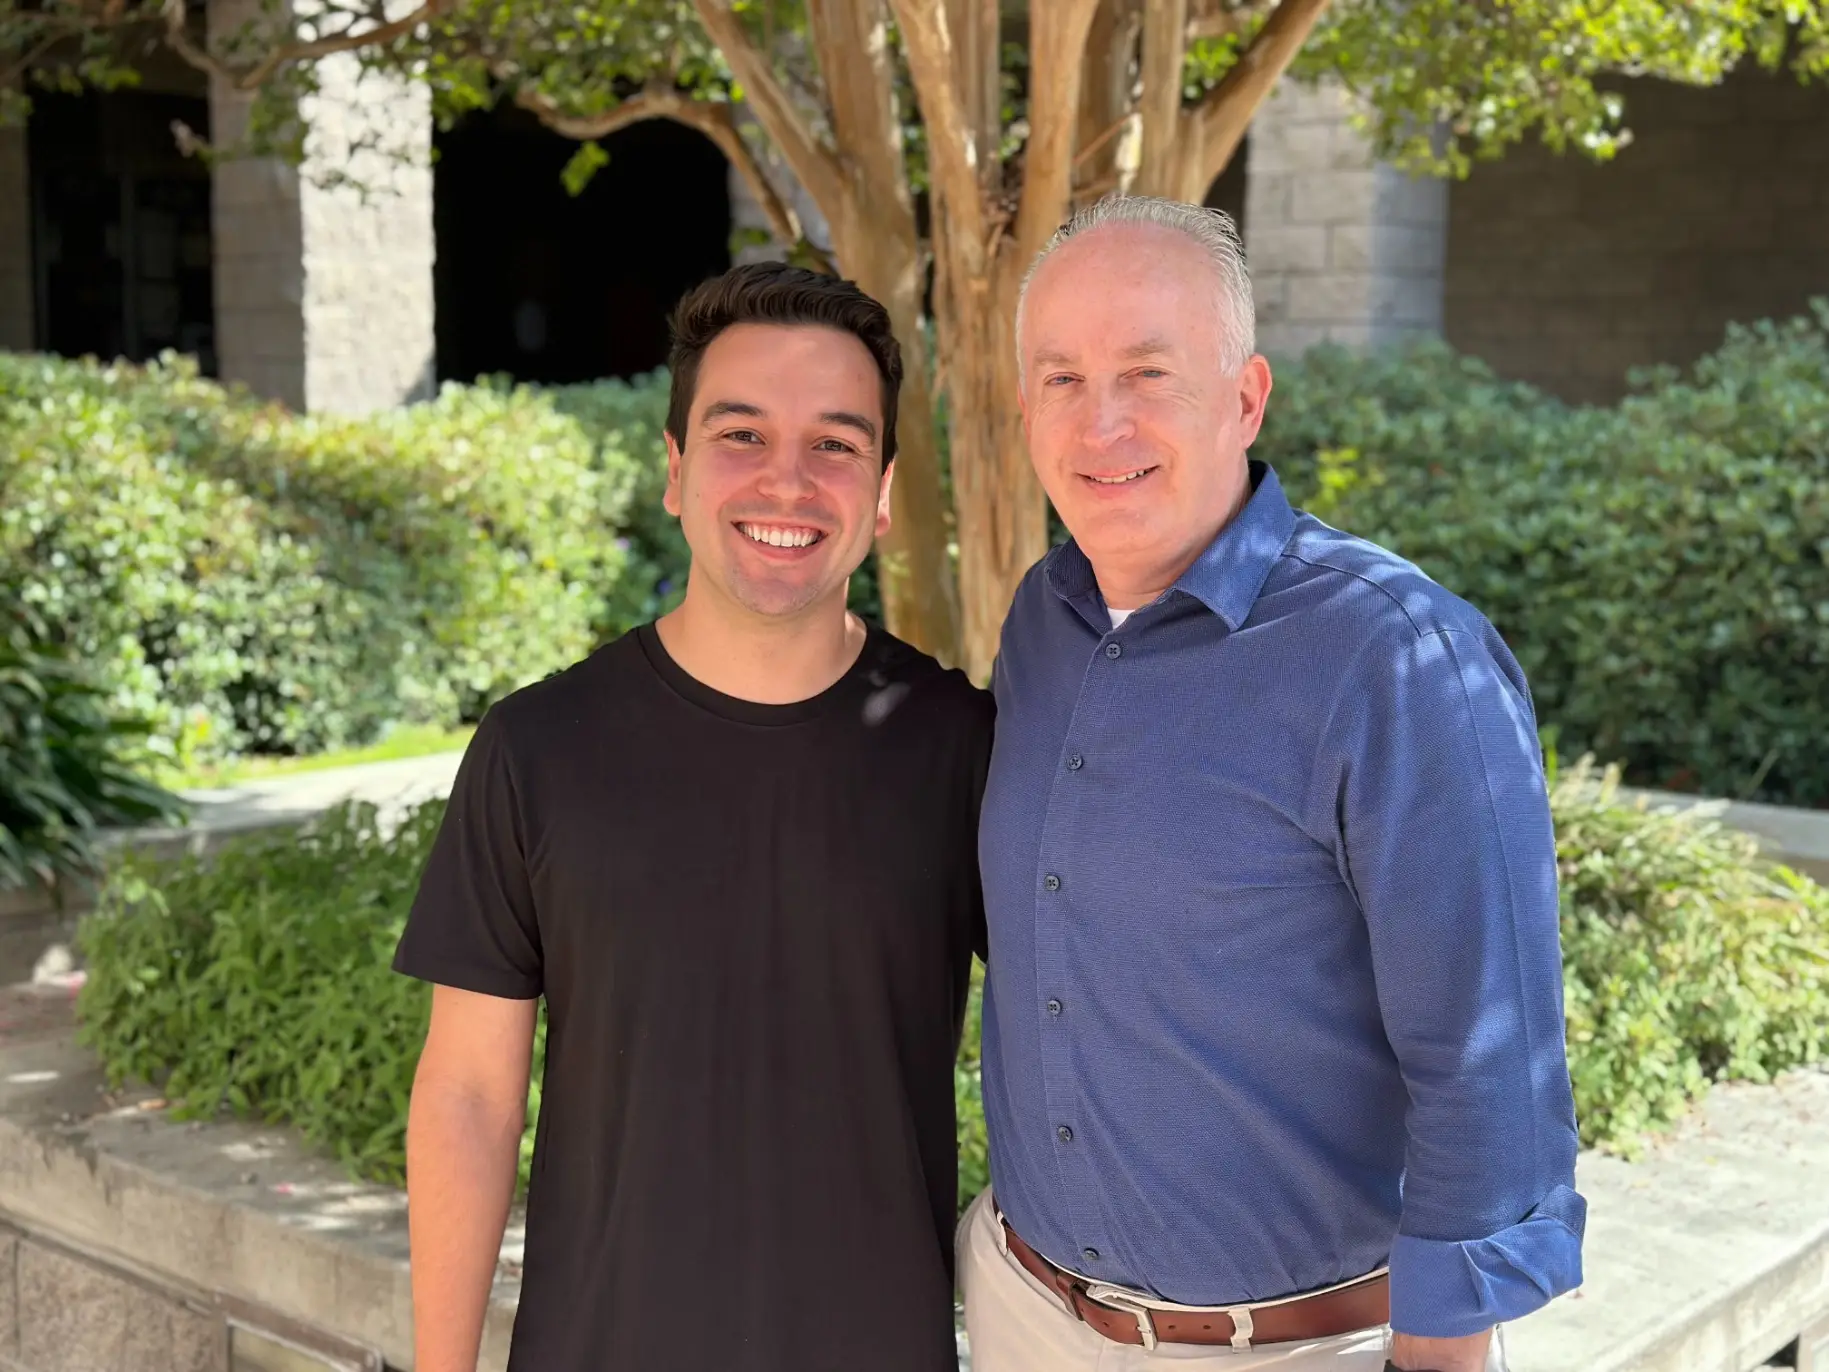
<box><xmin>979</xmin><ymin>462</ymin><xmax>1585</xmax><ymax>1338</ymax></box>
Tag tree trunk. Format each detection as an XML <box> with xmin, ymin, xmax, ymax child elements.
<box><xmin>834</xmin><ymin>222</ymin><xmax>964</xmax><ymax>667</ymax></box>
<box><xmin>932</xmin><ymin>244</ymin><xmax>1041</xmax><ymax>685</ymax></box>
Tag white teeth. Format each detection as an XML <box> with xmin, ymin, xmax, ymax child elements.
<box><xmin>1089</xmin><ymin>469</ymin><xmax>1152</xmax><ymax>485</ymax></box>
<box><xmin>739</xmin><ymin>523</ymin><xmax>821</xmax><ymax>548</ymax></box>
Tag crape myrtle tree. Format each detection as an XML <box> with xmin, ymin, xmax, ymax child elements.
<box><xmin>5</xmin><ymin>0</ymin><xmax>1826</xmax><ymax>678</ymax></box>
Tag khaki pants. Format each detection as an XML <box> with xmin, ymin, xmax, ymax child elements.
<box><xmin>957</xmin><ymin>1190</ymin><xmax>1508</xmax><ymax>1372</ymax></box>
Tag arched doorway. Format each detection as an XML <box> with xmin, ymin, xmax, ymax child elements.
<box><xmin>433</xmin><ymin>108</ymin><xmax>732</xmax><ymax>385</ymax></box>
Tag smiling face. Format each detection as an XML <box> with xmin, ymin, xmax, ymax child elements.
<box><xmin>1019</xmin><ymin>222</ymin><xmax>1272</xmax><ymax>606</ymax></box>
<box><xmin>663</xmin><ymin>322</ymin><xmax>893</xmax><ymax>622</ymax></box>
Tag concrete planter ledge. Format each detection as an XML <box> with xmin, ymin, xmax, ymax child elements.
<box><xmin>0</xmin><ymin>982</ymin><xmax>1825</xmax><ymax>1370</ymax></box>
<box><xmin>0</xmin><ymin>986</ymin><xmax>519</xmax><ymax>1370</ymax></box>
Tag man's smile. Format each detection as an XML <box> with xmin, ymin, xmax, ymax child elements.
<box><xmin>734</xmin><ymin>521</ymin><xmax>827</xmax><ymax>550</ymax></box>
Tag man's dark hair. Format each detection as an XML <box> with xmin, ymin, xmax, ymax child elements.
<box><xmin>664</xmin><ymin>261</ymin><xmax>904</xmax><ymax>467</ymax></box>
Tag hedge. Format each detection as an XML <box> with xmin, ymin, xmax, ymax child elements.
<box><xmin>10</xmin><ymin>300</ymin><xmax>1825</xmax><ymax>803</ymax></box>
<box><xmin>74</xmin><ymin>759</ymin><xmax>1829</xmax><ymax>1208</ymax></box>
<box><xmin>0</xmin><ymin>354</ymin><xmax>631</xmax><ymax>768</ymax></box>
<box><xmin>1256</xmin><ymin>302</ymin><xmax>1829</xmax><ymax>808</ymax></box>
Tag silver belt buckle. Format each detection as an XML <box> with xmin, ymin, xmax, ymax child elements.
<box><xmin>1085</xmin><ymin>1285</ymin><xmax>1159</xmax><ymax>1351</ymax></box>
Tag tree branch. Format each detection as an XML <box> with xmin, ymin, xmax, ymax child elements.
<box><xmin>1013</xmin><ymin>0</ymin><xmax>1102</xmax><ymax>266</ymax></box>
<box><xmin>160</xmin><ymin>0</ymin><xmax>454</xmax><ymax>91</ymax></box>
<box><xmin>805</xmin><ymin>0</ymin><xmax>912</xmax><ymax>236</ymax></box>
<box><xmin>690</xmin><ymin>0</ymin><xmax>848</xmax><ymax>222</ymax></box>
<box><xmin>1075</xmin><ymin>0</ymin><xmax>1140</xmax><ymax>201</ymax></box>
<box><xmin>512</xmin><ymin>83</ymin><xmax>805</xmax><ymax>252</ymax></box>
<box><xmin>1181</xmin><ymin>0</ymin><xmax>1332</xmax><ymax>198</ymax></box>
<box><xmin>945</xmin><ymin>0</ymin><xmax>1000</xmax><ymax>196</ymax></box>
<box><xmin>1135</xmin><ymin>0</ymin><xmax>1189</xmax><ymax>197</ymax></box>
<box><xmin>886</xmin><ymin>0</ymin><xmax>990</xmax><ymax>271</ymax></box>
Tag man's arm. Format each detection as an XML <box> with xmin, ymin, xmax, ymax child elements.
<box><xmin>1321</xmin><ymin>624</ymin><xmax>1586</xmax><ymax>1354</ymax></box>
<box><xmin>407</xmin><ymin>985</ymin><xmax>538</xmax><ymax>1372</ymax></box>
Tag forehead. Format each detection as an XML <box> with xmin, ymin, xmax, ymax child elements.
<box><xmin>694</xmin><ymin>323</ymin><xmax>882</xmax><ymax>416</ymax></box>
<box><xmin>1022</xmin><ymin>224</ymin><xmax>1220</xmax><ymax>359</ymax></box>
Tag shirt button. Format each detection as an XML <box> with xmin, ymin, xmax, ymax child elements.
<box><xmin>1066</xmin><ymin>753</ymin><xmax>1084</xmax><ymax>771</ymax></box>
<box><xmin>1043</xmin><ymin>874</ymin><xmax>1061</xmax><ymax>892</ymax></box>
<box><xmin>1057</xmin><ymin>1125</ymin><xmax>1073</xmax><ymax>1143</ymax></box>
<box><xmin>1083</xmin><ymin>1248</ymin><xmax>1101</xmax><ymax>1263</ymax></box>
<box><xmin>1105</xmin><ymin>642</ymin><xmax>1123</xmax><ymax>660</ymax></box>
<box><xmin>1046</xmin><ymin>998</ymin><xmax>1063</xmax><ymax>1016</ymax></box>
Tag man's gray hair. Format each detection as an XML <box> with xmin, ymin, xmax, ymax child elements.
<box><xmin>1016</xmin><ymin>194</ymin><xmax>1256</xmax><ymax>376</ymax></box>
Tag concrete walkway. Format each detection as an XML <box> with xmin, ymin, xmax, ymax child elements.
<box><xmin>154</xmin><ymin>749</ymin><xmax>467</xmax><ymax>843</ymax></box>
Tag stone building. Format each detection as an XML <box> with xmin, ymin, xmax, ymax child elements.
<box><xmin>2</xmin><ymin>41</ymin><xmax>1826</xmax><ymax>414</ymax></box>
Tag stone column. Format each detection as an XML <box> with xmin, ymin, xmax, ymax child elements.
<box><xmin>1244</xmin><ymin>82</ymin><xmax>1447</xmax><ymax>357</ymax></box>
<box><xmin>209</xmin><ymin>0</ymin><xmax>435</xmax><ymax>413</ymax></box>
<box><xmin>0</xmin><ymin>115</ymin><xmax>35</xmax><ymax>351</ymax></box>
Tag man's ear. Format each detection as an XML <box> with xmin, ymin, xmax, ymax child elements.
<box><xmin>875</xmin><ymin>458</ymin><xmax>896</xmax><ymax>538</ymax></box>
<box><xmin>1237</xmin><ymin>355</ymin><xmax>1274</xmax><ymax>449</ymax></box>
<box><xmin>663</xmin><ymin>432</ymin><xmax>685</xmax><ymax>517</ymax></box>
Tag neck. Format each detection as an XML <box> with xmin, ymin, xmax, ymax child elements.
<box><xmin>1095</xmin><ymin>465</ymin><xmax>1254</xmax><ymax>612</ymax></box>
<box><xmin>655</xmin><ymin>574</ymin><xmax>866</xmax><ymax>705</ymax></box>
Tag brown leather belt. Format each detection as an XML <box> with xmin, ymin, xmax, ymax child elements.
<box><xmin>1000</xmin><ymin>1218</ymin><xmax>1389</xmax><ymax>1350</ymax></box>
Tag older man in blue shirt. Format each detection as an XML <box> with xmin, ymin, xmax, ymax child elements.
<box><xmin>960</xmin><ymin>195</ymin><xmax>1585</xmax><ymax>1372</ymax></box>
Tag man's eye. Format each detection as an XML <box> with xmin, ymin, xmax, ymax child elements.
<box><xmin>1135</xmin><ymin>368</ymin><xmax>1168</xmax><ymax>380</ymax></box>
<box><xmin>1044</xmin><ymin>374</ymin><xmax>1077</xmax><ymax>387</ymax></box>
<box><xmin>816</xmin><ymin>439</ymin><xmax>859</xmax><ymax>454</ymax></box>
<box><xmin>723</xmin><ymin>429</ymin><xmax>763</xmax><ymax>444</ymax></box>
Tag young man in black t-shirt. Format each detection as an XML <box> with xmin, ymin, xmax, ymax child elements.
<box><xmin>392</xmin><ymin>263</ymin><xmax>992</xmax><ymax>1372</ymax></box>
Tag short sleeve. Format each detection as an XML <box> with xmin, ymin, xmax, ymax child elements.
<box><xmin>392</xmin><ymin>706</ymin><xmax>543</xmax><ymax>1000</ymax></box>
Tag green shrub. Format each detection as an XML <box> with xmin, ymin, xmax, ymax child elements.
<box><xmin>0</xmin><ymin>354</ymin><xmax>624</xmax><ymax>766</ymax></box>
<box><xmin>1552</xmin><ymin>756</ymin><xmax>1829</xmax><ymax>1150</ymax></box>
<box><xmin>75</xmin><ymin>766</ymin><xmax>1829</xmax><ymax>1199</ymax></box>
<box><xmin>1257</xmin><ymin>302</ymin><xmax>1829</xmax><ymax>807</ymax></box>
<box><xmin>1</xmin><ymin>610</ymin><xmax>184</xmax><ymax>892</ymax></box>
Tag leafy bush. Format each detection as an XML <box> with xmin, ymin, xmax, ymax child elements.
<box><xmin>1552</xmin><ymin>756</ymin><xmax>1829</xmax><ymax>1150</ymax></box>
<box><xmin>75</xmin><ymin>766</ymin><xmax>1829</xmax><ymax>1200</ymax></box>
<box><xmin>76</xmin><ymin>802</ymin><xmax>457</xmax><ymax>1182</ymax></box>
<box><xmin>0</xmin><ymin>354</ymin><xmax>625</xmax><ymax>766</ymax></box>
<box><xmin>1</xmin><ymin>611</ymin><xmax>184</xmax><ymax>892</ymax></box>
<box><xmin>1257</xmin><ymin>302</ymin><xmax>1829</xmax><ymax>807</ymax></box>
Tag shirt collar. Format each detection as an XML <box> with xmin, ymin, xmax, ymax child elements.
<box><xmin>1045</xmin><ymin>460</ymin><xmax>1297</xmax><ymax>631</ymax></box>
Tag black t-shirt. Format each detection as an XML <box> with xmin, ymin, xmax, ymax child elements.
<box><xmin>393</xmin><ymin>622</ymin><xmax>993</xmax><ymax>1372</ymax></box>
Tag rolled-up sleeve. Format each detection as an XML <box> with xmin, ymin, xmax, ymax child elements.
<box><xmin>1325</xmin><ymin>625</ymin><xmax>1585</xmax><ymax>1337</ymax></box>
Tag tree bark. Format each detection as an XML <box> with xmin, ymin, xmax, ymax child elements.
<box><xmin>1171</xmin><ymin>0</ymin><xmax>1334</xmax><ymax>201</ymax></box>
<box><xmin>808</xmin><ymin>0</ymin><xmax>962</xmax><ymax>664</ymax></box>
<box><xmin>694</xmin><ymin>0</ymin><xmax>962</xmax><ymax>665</ymax></box>
<box><xmin>1075</xmin><ymin>0</ymin><xmax>1141</xmax><ymax>207</ymax></box>
<box><xmin>893</xmin><ymin>0</ymin><xmax>1101</xmax><ymax>682</ymax></box>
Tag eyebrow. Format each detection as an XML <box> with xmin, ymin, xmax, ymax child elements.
<box><xmin>819</xmin><ymin>410</ymin><xmax>877</xmax><ymax>443</ymax></box>
<box><xmin>1030</xmin><ymin>338</ymin><xmax>1175</xmax><ymax>371</ymax></box>
<box><xmin>1118</xmin><ymin>337</ymin><xmax>1175</xmax><ymax>360</ymax></box>
<box><xmin>699</xmin><ymin>399</ymin><xmax>766</xmax><ymax>425</ymax></box>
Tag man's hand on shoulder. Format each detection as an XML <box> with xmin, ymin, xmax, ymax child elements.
<box><xmin>1388</xmin><ymin>1328</ymin><xmax>1494</xmax><ymax>1372</ymax></box>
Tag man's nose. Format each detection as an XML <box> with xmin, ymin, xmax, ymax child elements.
<box><xmin>1081</xmin><ymin>383</ymin><xmax>1136</xmax><ymax>448</ymax></box>
<box><xmin>754</xmin><ymin>448</ymin><xmax>819</xmax><ymax>500</ymax></box>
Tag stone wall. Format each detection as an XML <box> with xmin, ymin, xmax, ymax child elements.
<box><xmin>208</xmin><ymin>0</ymin><xmax>434</xmax><ymax>414</ymax></box>
<box><xmin>295</xmin><ymin>52</ymin><xmax>435</xmax><ymax>413</ymax></box>
<box><xmin>1444</xmin><ymin>67</ymin><xmax>1829</xmax><ymax>403</ymax></box>
<box><xmin>0</xmin><ymin>119</ymin><xmax>33</xmax><ymax>351</ymax></box>
<box><xmin>0</xmin><ymin>1222</ymin><xmax>383</xmax><ymax>1372</ymax></box>
<box><xmin>1243</xmin><ymin>81</ymin><xmax>1447</xmax><ymax>357</ymax></box>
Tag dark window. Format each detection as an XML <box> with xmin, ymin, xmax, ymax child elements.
<box><xmin>433</xmin><ymin>109</ymin><xmax>733</xmax><ymax>385</ymax></box>
<box><xmin>28</xmin><ymin>91</ymin><xmax>216</xmax><ymax>371</ymax></box>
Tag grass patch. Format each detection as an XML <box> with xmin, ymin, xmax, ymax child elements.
<box><xmin>161</xmin><ymin>724</ymin><xmax>475</xmax><ymax>792</ymax></box>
